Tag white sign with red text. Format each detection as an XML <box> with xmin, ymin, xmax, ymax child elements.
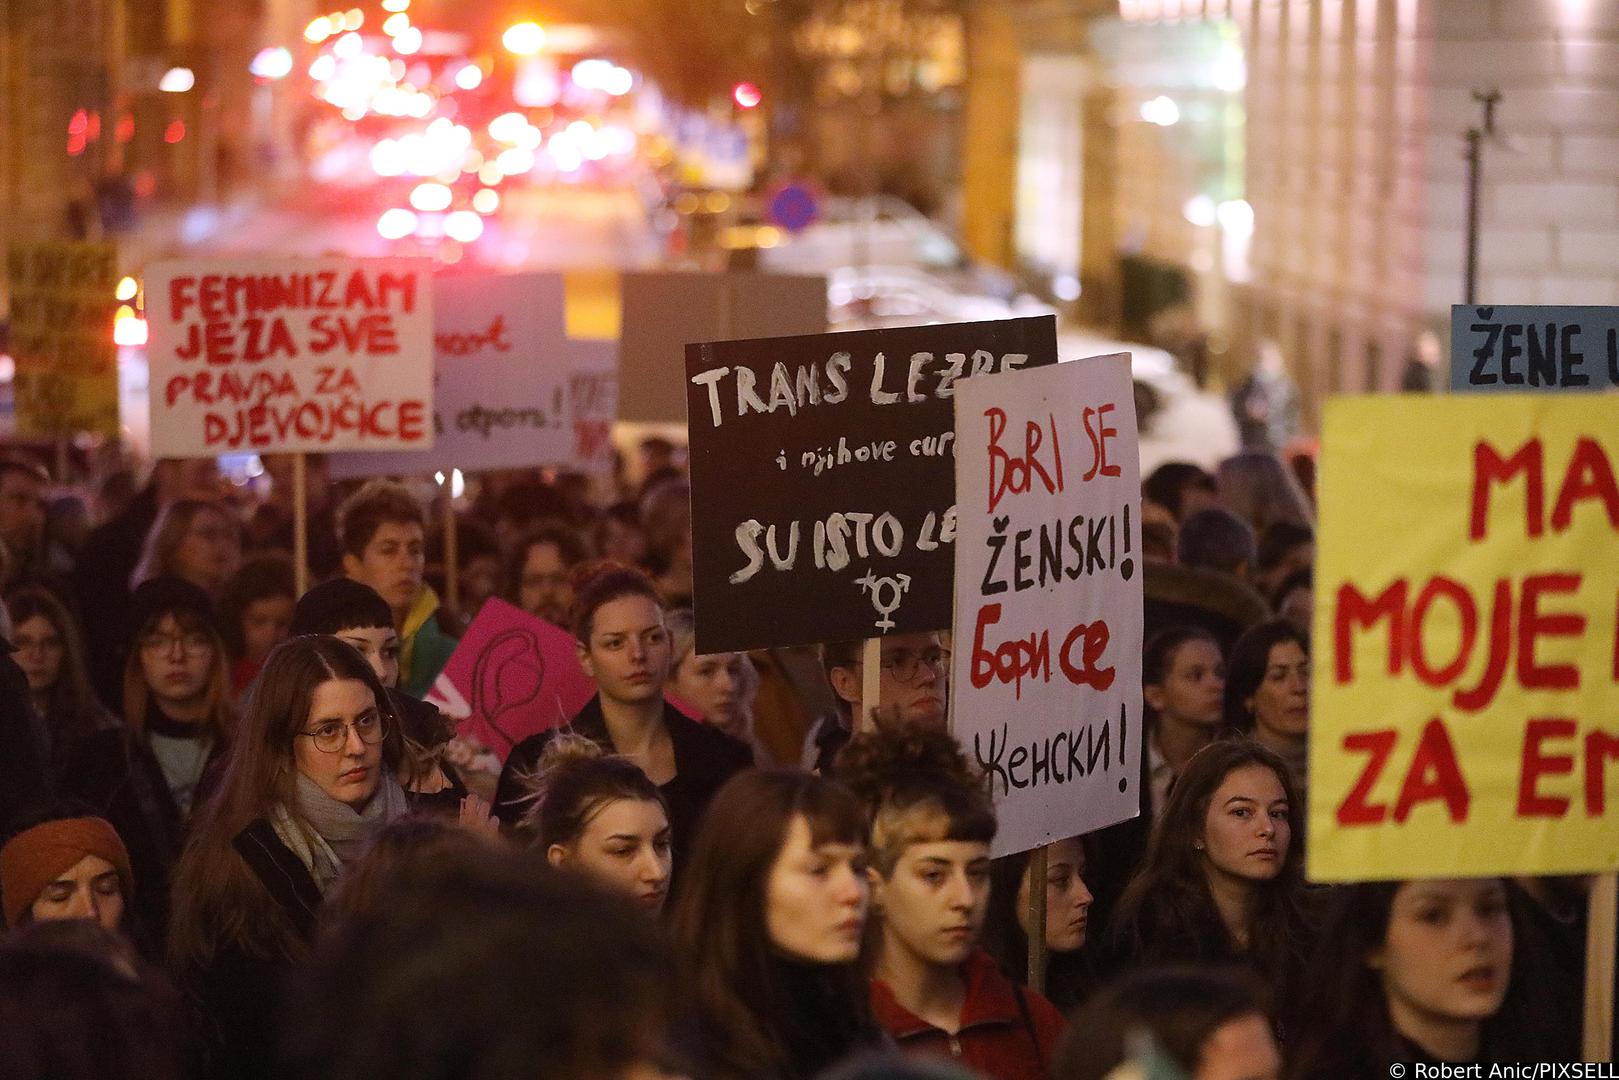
<box><xmin>331</xmin><ymin>273</ymin><xmax>578</xmax><ymax>478</ymax></box>
<box><xmin>951</xmin><ymin>353</ymin><xmax>1143</xmax><ymax>856</ymax></box>
<box><xmin>145</xmin><ymin>258</ymin><xmax>434</xmax><ymax>457</ymax></box>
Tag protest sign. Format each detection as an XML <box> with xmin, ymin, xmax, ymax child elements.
<box><xmin>1450</xmin><ymin>304</ymin><xmax>1619</xmax><ymax>392</ymax></box>
<box><xmin>619</xmin><ymin>271</ymin><xmax>826</xmax><ymax>423</ymax></box>
<box><xmin>331</xmin><ymin>273</ymin><xmax>574</xmax><ymax>478</ymax></box>
<box><xmin>1309</xmin><ymin>395</ymin><xmax>1619</xmax><ymax>881</ymax></box>
<box><xmin>144</xmin><ymin>258</ymin><xmax>433</xmax><ymax>456</ymax></box>
<box><xmin>951</xmin><ymin>354</ymin><xmax>1143</xmax><ymax>856</ymax></box>
<box><xmin>685</xmin><ymin>315</ymin><xmax>1058</xmax><ymax>654</ymax></box>
<box><xmin>5</xmin><ymin>241</ymin><xmax>120</xmax><ymax>437</ymax></box>
<box><xmin>424</xmin><ymin>597</ymin><xmax>597</xmax><ymax>762</ymax></box>
<box><xmin>568</xmin><ymin>339</ymin><xmax>618</xmax><ymax>475</ymax></box>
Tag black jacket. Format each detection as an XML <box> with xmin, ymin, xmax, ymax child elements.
<box><xmin>493</xmin><ymin>696</ymin><xmax>753</xmax><ymax>867</ymax></box>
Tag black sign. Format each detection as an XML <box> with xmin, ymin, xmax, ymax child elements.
<box><xmin>685</xmin><ymin>315</ymin><xmax>1059</xmax><ymax>653</ymax></box>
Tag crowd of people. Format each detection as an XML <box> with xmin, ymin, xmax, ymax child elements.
<box><xmin>0</xmin><ymin>442</ymin><xmax>1598</xmax><ymax>1080</ymax></box>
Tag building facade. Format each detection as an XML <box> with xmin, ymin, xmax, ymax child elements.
<box><xmin>964</xmin><ymin>0</ymin><xmax>1619</xmax><ymax>427</ymax></box>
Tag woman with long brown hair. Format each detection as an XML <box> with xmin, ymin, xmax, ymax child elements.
<box><xmin>60</xmin><ymin>577</ymin><xmax>235</xmax><ymax>939</ymax></box>
<box><xmin>1108</xmin><ymin>739</ymin><xmax>1315</xmax><ymax>1001</ymax></box>
<box><xmin>129</xmin><ymin>497</ymin><xmax>242</xmax><ymax>597</ymax></box>
<box><xmin>167</xmin><ymin>634</ymin><xmax>412</xmax><ymax>1080</ymax></box>
<box><xmin>668</xmin><ymin>769</ymin><xmax>881</xmax><ymax>1080</ymax></box>
<box><xmin>7</xmin><ymin>585</ymin><xmax>116</xmax><ymax>781</ymax></box>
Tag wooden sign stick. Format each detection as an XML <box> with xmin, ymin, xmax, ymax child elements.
<box><xmin>443</xmin><ymin>480</ymin><xmax>459</xmax><ymax>615</ymax></box>
<box><xmin>1584</xmin><ymin>871</ymin><xmax>1616</xmax><ymax>1059</ymax></box>
<box><xmin>1027</xmin><ymin>843</ymin><xmax>1049</xmax><ymax>993</ymax></box>
<box><xmin>860</xmin><ymin>638</ymin><xmax>881</xmax><ymax>733</ymax></box>
<box><xmin>292</xmin><ymin>452</ymin><xmax>309</xmax><ymax>597</ymax></box>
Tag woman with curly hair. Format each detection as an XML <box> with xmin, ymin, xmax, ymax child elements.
<box><xmin>837</xmin><ymin>725</ymin><xmax>1066</xmax><ymax>1080</ymax></box>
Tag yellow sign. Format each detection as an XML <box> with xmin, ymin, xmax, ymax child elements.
<box><xmin>1309</xmin><ymin>395</ymin><xmax>1619</xmax><ymax>881</ymax></box>
<box><xmin>5</xmin><ymin>241</ymin><xmax>120</xmax><ymax>438</ymax></box>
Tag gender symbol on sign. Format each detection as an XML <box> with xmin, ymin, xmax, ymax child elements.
<box><xmin>857</xmin><ymin>570</ymin><xmax>913</xmax><ymax>631</ymax></box>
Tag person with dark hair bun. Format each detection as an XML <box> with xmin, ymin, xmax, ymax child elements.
<box><xmin>837</xmin><ymin>726</ymin><xmax>1065</xmax><ymax>1080</ymax></box>
<box><xmin>491</xmin><ymin>561</ymin><xmax>751</xmax><ymax>872</ymax></box>
<box><xmin>1108</xmin><ymin>740</ymin><xmax>1314</xmax><ymax>1005</ymax></box>
<box><xmin>521</xmin><ymin>733</ymin><xmax>672</xmax><ymax>912</ymax></box>
<box><xmin>1055</xmin><ymin>966</ymin><xmax>1279</xmax><ymax>1080</ymax></box>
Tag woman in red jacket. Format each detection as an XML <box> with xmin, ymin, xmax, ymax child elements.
<box><xmin>837</xmin><ymin>725</ymin><xmax>1065</xmax><ymax>1080</ymax></box>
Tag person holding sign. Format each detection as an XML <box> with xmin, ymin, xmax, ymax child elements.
<box><xmin>336</xmin><ymin>481</ymin><xmax>458</xmax><ymax>699</ymax></box>
<box><xmin>491</xmin><ymin>562</ymin><xmax>751</xmax><ymax>870</ymax></box>
<box><xmin>1108</xmin><ymin>740</ymin><xmax>1313</xmax><ymax>1001</ymax></box>
<box><xmin>1286</xmin><ymin>878</ymin><xmax>1557</xmax><ymax>1075</ymax></box>
<box><xmin>804</xmin><ymin>634</ymin><xmax>949</xmax><ymax>774</ymax></box>
<box><xmin>840</xmin><ymin>725</ymin><xmax>1066</xmax><ymax>1080</ymax></box>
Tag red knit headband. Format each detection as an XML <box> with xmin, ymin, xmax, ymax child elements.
<box><xmin>0</xmin><ymin>817</ymin><xmax>133</xmax><ymax>928</ymax></box>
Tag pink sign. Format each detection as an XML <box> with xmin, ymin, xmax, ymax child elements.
<box><xmin>424</xmin><ymin>598</ymin><xmax>596</xmax><ymax>761</ymax></box>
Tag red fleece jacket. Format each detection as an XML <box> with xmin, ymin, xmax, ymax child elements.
<box><xmin>870</xmin><ymin>949</ymin><xmax>1066</xmax><ymax>1080</ymax></box>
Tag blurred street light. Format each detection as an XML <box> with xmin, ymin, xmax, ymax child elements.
<box><xmin>445</xmin><ymin>210</ymin><xmax>484</xmax><ymax>242</ymax></box>
<box><xmin>159</xmin><ymin>67</ymin><xmax>195</xmax><ymax>92</ymax></box>
<box><xmin>377</xmin><ymin>208</ymin><xmax>418</xmax><ymax>239</ymax></box>
<box><xmin>250</xmin><ymin>47</ymin><xmax>294</xmax><ymax>80</ymax></box>
<box><xmin>732</xmin><ymin>81</ymin><xmax>762</xmax><ymax>108</ymax></box>
<box><xmin>503</xmin><ymin>22</ymin><xmax>546</xmax><ymax>56</ymax></box>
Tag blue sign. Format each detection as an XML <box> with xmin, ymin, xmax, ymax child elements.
<box><xmin>1450</xmin><ymin>304</ymin><xmax>1619</xmax><ymax>392</ymax></box>
<box><xmin>768</xmin><ymin>182</ymin><xmax>821</xmax><ymax>233</ymax></box>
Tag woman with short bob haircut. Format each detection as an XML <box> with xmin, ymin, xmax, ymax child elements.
<box><xmin>669</xmin><ymin>769</ymin><xmax>881</xmax><ymax>1080</ymax></box>
<box><xmin>1109</xmin><ymin>739</ymin><xmax>1312</xmax><ymax>998</ymax></box>
<box><xmin>1285</xmin><ymin>878</ymin><xmax>1562</xmax><ymax>1077</ymax></box>
<box><xmin>168</xmin><ymin>635</ymin><xmax>412</xmax><ymax>1080</ymax></box>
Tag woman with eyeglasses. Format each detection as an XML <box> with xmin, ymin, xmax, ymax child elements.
<box><xmin>167</xmin><ymin>634</ymin><xmax>411</xmax><ymax>1080</ymax></box>
<box><xmin>7</xmin><ymin>586</ymin><xmax>117</xmax><ymax>784</ymax></box>
<box><xmin>59</xmin><ymin>577</ymin><xmax>236</xmax><ymax>940</ymax></box>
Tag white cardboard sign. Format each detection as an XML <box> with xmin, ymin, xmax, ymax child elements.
<box><xmin>145</xmin><ymin>258</ymin><xmax>434</xmax><ymax>457</ymax></box>
<box><xmin>330</xmin><ymin>273</ymin><xmax>576</xmax><ymax>477</ymax></box>
<box><xmin>951</xmin><ymin>353</ymin><xmax>1144</xmax><ymax>856</ymax></box>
